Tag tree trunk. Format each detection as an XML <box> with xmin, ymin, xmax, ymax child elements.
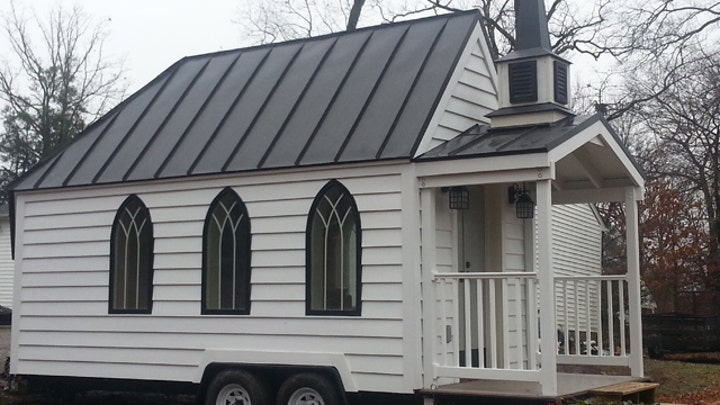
<box><xmin>346</xmin><ymin>0</ymin><xmax>365</xmax><ymax>31</ymax></box>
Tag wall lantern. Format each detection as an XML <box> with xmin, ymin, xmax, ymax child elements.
<box><xmin>446</xmin><ymin>186</ymin><xmax>469</xmax><ymax>210</ymax></box>
<box><xmin>508</xmin><ymin>183</ymin><xmax>534</xmax><ymax>219</ymax></box>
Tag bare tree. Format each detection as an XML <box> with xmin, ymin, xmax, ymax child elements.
<box><xmin>0</xmin><ymin>2</ymin><xmax>125</xmax><ymax>201</ymax></box>
<box><xmin>238</xmin><ymin>0</ymin><xmax>367</xmax><ymax>44</ymax></box>
<box><xmin>593</xmin><ymin>0</ymin><xmax>720</xmax><ymax>120</ymax></box>
<box><xmin>237</xmin><ymin>0</ymin><xmax>615</xmax><ymax>60</ymax></box>
<box><xmin>633</xmin><ymin>51</ymin><xmax>720</xmax><ymax>275</ymax></box>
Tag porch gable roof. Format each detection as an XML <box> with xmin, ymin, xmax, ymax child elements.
<box><xmin>416</xmin><ymin>113</ymin><xmax>645</xmax><ymax>195</ymax></box>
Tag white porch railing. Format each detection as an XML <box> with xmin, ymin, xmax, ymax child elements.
<box><xmin>433</xmin><ymin>272</ymin><xmax>540</xmax><ymax>381</ymax></box>
<box><xmin>432</xmin><ymin>272</ymin><xmax>633</xmax><ymax>381</ymax></box>
<box><xmin>555</xmin><ymin>275</ymin><xmax>632</xmax><ymax>367</ymax></box>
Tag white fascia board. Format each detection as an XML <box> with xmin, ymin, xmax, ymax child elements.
<box><xmin>547</xmin><ymin>119</ymin><xmax>645</xmax><ymax>189</ymax></box>
<box><xmin>9</xmin><ymin>194</ymin><xmax>25</xmax><ymax>374</ymax></box>
<box><xmin>414</xmin><ymin>22</ymin><xmax>496</xmax><ymax>158</ymax></box>
<box><xmin>416</xmin><ymin>152</ymin><xmax>551</xmax><ymax>179</ymax></box>
<box><xmin>420</xmin><ymin>167</ymin><xmax>553</xmax><ymax>189</ymax></box>
<box><xmin>553</xmin><ymin>186</ymin><xmax>641</xmax><ymax>204</ymax></box>
<box><xmin>196</xmin><ymin>350</ymin><xmax>357</xmax><ymax>391</ymax></box>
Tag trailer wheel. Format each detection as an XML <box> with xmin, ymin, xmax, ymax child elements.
<box><xmin>205</xmin><ymin>369</ymin><xmax>271</xmax><ymax>405</ymax></box>
<box><xmin>275</xmin><ymin>373</ymin><xmax>341</xmax><ymax>405</ymax></box>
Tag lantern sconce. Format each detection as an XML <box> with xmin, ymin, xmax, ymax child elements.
<box><xmin>442</xmin><ymin>186</ymin><xmax>470</xmax><ymax>210</ymax></box>
<box><xmin>508</xmin><ymin>183</ymin><xmax>534</xmax><ymax>219</ymax></box>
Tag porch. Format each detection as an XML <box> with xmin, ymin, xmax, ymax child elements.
<box><xmin>419</xmin><ymin>183</ymin><xmax>644</xmax><ymax>397</ymax></box>
<box><xmin>416</xmin><ymin>116</ymin><xmax>646</xmax><ymax>397</ymax></box>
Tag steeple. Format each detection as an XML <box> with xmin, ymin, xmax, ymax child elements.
<box><xmin>514</xmin><ymin>0</ymin><xmax>552</xmax><ymax>52</ymax></box>
<box><xmin>488</xmin><ymin>0</ymin><xmax>574</xmax><ymax>128</ymax></box>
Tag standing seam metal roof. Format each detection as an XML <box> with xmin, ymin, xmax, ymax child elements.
<box><xmin>11</xmin><ymin>10</ymin><xmax>482</xmax><ymax>192</ymax></box>
<box><xmin>416</xmin><ymin>115</ymin><xmax>595</xmax><ymax>160</ymax></box>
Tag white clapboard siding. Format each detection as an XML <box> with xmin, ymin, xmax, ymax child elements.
<box><xmin>0</xmin><ymin>215</ymin><xmax>13</xmax><ymax>308</ymax></box>
<box><xmin>551</xmin><ymin>204</ymin><xmax>603</xmax><ymax>332</ymax></box>
<box><xmin>415</xmin><ymin>24</ymin><xmax>498</xmax><ymax>156</ymax></box>
<box><xmin>13</xmin><ymin>166</ymin><xmax>411</xmax><ymax>392</ymax></box>
<box><xmin>502</xmin><ymin>201</ymin><xmax>529</xmax><ymax>369</ymax></box>
<box><xmin>434</xmin><ymin>192</ymin><xmax>457</xmax><ymax>360</ymax></box>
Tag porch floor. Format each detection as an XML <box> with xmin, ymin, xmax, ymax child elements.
<box><xmin>424</xmin><ymin>373</ymin><xmax>647</xmax><ymax>401</ymax></box>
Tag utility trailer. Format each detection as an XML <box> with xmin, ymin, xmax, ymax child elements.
<box><xmin>8</xmin><ymin>3</ymin><xmax>646</xmax><ymax>404</ymax></box>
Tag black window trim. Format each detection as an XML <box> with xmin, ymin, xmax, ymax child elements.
<box><xmin>201</xmin><ymin>187</ymin><xmax>252</xmax><ymax>315</ymax></box>
<box><xmin>109</xmin><ymin>194</ymin><xmax>155</xmax><ymax>315</ymax></box>
<box><xmin>305</xmin><ymin>179</ymin><xmax>362</xmax><ymax>316</ymax></box>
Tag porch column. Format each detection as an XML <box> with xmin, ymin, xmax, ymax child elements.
<box><xmin>420</xmin><ymin>187</ymin><xmax>438</xmax><ymax>388</ymax></box>
<box><xmin>625</xmin><ymin>187</ymin><xmax>644</xmax><ymax>377</ymax></box>
<box><xmin>536</xmin><ymin>179</ymin><xmax>557</xmax><ymax>396</ymax></box>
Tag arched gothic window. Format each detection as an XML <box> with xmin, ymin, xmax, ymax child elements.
<box><xmin>110</xmin><ymin>195</ymin><xmax>154</xmax><ymax>313</ymax></box>
<box><xmin>306</xmin><ymin>180</ymin><xmax>361</xmax><ymax>315</ymax></box>
<box><xmin>203</xmin><ymin>188</ymin><xmax>252</xmax><ymax>314</ymax></box>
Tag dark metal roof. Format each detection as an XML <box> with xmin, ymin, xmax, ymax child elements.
<box><xmin>417</xmin><ymin>115</ymin><xmax>597</xmax><ymax>161</ymax></box>
<box><xmin>12</xmin><ymin>11</ymin><xmax>481</xmax><ymax>192</ymax></box>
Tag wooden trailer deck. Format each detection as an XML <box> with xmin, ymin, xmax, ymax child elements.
<box><xmin>421</xmin><ymin>374</ymin><xmax>649</xmax><ymax>402</ymax></box>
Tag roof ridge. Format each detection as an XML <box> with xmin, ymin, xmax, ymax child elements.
<box><xmin>180</xmin><ymin>9</ymin><xmax>480</xmax><ymax>64</ymax></box>
<box><xmin>10</xmin><ymin>9</ymin><xmax>485</xmax><ymax>192</ymax></box>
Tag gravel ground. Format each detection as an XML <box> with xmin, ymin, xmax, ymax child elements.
<box><xmin>1</xmin><ymin>326</ymin><xmax>9</xmax><ymax>362</ymax></box>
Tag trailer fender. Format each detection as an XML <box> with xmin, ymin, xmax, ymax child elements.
<box><xmin>194</xmin><ymin>349</ymin><xmax>357</xmax><ymax>392</ymax></box>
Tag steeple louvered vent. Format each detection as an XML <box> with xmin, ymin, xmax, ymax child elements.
<box><xmin>509</xmin><ymin>61</ymin><xmax>538</xmax><ymax>104</ymax></box>
<box><xmin>554</xmin><ymin>61</ymin><xmax>568</xmax><ymax>104</ymax></box>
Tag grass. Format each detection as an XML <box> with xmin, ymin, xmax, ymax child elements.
<box><xmin>645</xmin><ymin>358</ymin><xmax>720</xmax><ymax>403</ymax></box>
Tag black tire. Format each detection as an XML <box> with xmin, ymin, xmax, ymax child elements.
<box><xmin>205</xmin><ymin>369</ymin><xmax>271</xmax><ymax>405</ymax></box>
<box><xmin>275</xmin><ymin>372</ymin><xmax>343</xmax><ymax>405</ymax></box>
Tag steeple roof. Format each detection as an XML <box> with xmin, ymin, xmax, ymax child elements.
<box><xmin>497</xmin><ymin>0</ymin><xmax>566</xmax><ymax>62</ymax></box>
<box><xmin>515</xmin><ymin>0</ymin><xmax>552</xmax><ymax>52</ymax></box>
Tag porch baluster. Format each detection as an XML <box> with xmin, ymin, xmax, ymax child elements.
<box><xmin>515</xmin><ymin>278</ymin><xmax>524</xmax><ymax>369</ymax></box>
<box><xmin>452</xmin><ymin>279</ymin><xmax>461</xmax><ymax>366</ymax></box>
<box><xmin>527</xmin><ymin>277</ymin><xmax>538</xmax><ymax>370</ymax></box>
<box><xmin>562</xmin><ymin>280</ymin><xmax>569</xmax><ymax>355</ymax></box>
<box><xmin>585</xmin><ymin>280</ymin><xmax>591</xmax><ymax>355</ymax></box>
<box><xmin>595</xmin><ymin>281</ymin><xmax>604</xmax><ymax>355</ymax></box>
<box><xmin>488</xmin><ymin>278</ymin><xmax>498</xmax><ymax>368</ymax></box>
<box><xmin>573</xmin><ymin>280</ymin><xmax>582</xmax><ymax>354</ymax></box>
<box><xmin>501</xmin><ymin>278</ymin><xmax>510</xmax><ymax>369</ymax></box>
<box><xmin>606</xmin><ymin>280</ymin><xmax>615</xmax><ymax>356</ymax></box>
<box><xmin>619</xmin><ymin>281</ymin><xmax>626</xmax><ymax>355</ymax></box>
<box><xmin>464</xmin><ymin>279</ymin><xmax>472</xmax><ymax>368</ymax></box>
<box><xmin>476</xmin><ymin>279</ymin><xmax>485</xmax><ymax>369</ymax></box>
<box><xmin>438</xmin><ymin>277</ymin><xmax>449</xmax><ymax>366</ymax></box>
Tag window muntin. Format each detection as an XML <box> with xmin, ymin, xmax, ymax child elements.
<box><xmin>307</xmin><ymin>180</ymin><xmax>361</xmax><ymax>315</ymax></box>
<box><xmin>110</xmin><ymin>195</ymin><xmax>154</xmax><ymax>313</ymax></box>
<box><xmin>203</xmin><ymin>188</ymin><xmax>251</xmax><ymax>314</ymax></box>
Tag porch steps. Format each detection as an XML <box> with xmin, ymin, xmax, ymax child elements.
<box><xmin>588</xmin><ymin>381</ymin><xmax>659</xmax><ymax>404</ymax></box>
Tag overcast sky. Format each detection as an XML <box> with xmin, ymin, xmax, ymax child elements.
<box><xmin>1</xmin><ymin>0</ymin><xmax>250</xmax><ymax>94</ymax></box>
<box><xmin>1</xmin><ymin>0</ymin><xmax>607</xmax><ymax>103</ymax></box>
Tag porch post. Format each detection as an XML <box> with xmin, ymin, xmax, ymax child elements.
<box><xmin>625</xmin><ymin>187</ymin><xmax>644</xmax><ymax>377</ymax></box>
<box><xmin>420</xmin><ymin>187</ymin><xmax>438</xmax><ymax>388</ymax></box>
<box><xmin>536</xmin><ymin>179</ymin><xmax>557</xmax><ymax>396</ymax></box>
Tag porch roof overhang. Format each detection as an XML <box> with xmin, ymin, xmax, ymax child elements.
<box><xmin>415</xmin><ymin>114</ymin><xmax>644</xmax><ymax>203</ymax></box>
